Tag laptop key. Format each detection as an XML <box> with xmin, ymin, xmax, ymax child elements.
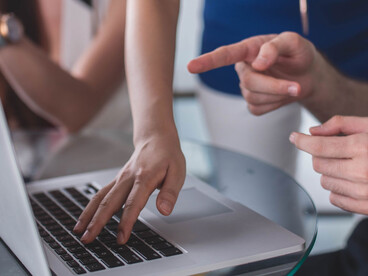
<box><xmin>66</xmin><ymin>260</ymin><xmax>80</xmax><ymax>268</ymax></box>
<box><xmin>62</xmin><ymin>240</ymin><xmax>79</xmax><ymax>248</ymax></box>
<box><xmin>152</xmin><ymin>242</ymin><xmax>173</xmax><ymax>251</ymax></box>
<box><xmin>159</xmin><ymin>247</ymin><xmax>183</xmax><ymax>257</ymax></box>
<box><xmin>101</xmin><ymin>256</ymin><xmax>125</xmax><ymax>268</ymax></box>
<box><xmin>60</xmin><ymin>254</ymin><xmax>73</xmax><ymax>261</ymax></box>
<box><xmin>49</xmin><ymin>242</ymin><xmax>61</xmax><ymax>249</ymax></box>
<box><xmin>43</xmin><ymin>236</ymin><xmax>54</xmax><ymax>243</ymax></box>
<box><xmin>67</xmin><ymin>246</ymin><xmax>85</xmax><ymax>254</ymax></box>
<box><xmin>94</xmin><ymin>250</ymin><xmax>113</xmax><ymax>259</ymax></box>
<box><xmin>73</xmin><ymin>267</ymin><xmax>87</xmax><ymax>275</ymax></box>
<box><xmin>55</xmin><ymin>248</ymin><xmax>67</xmax><ymax>255</ymax></box>
<box><xmin>132</xmin><ymin>245</ymin><xmax>161</xmax><ymax>260</ymax></box>
<box><xmin>117</xmin><ymin>250</ymin><xmax>143</xmax><ymax>264</ymax></box>
<box><xmin>144</xmin><ymin>236</ymin><xmax>166</xmax><ymax>245</ymax></box>
<box><xmin>73</xmin><ymin>251</ymin><xmax>92</xmax><ymax>259</ymax></box>
<box><xmin>85</xmin><ymin>263</ymin><xmax>105</xmax><ymax>272</ymax></box>
<box><xmin>79</xmin><ymin>256</ymin><xmax>99</xmax><ymax>265</ymax></box>
<box><xmin>110</xmin><ymin>244</ymin><xmax>130</xmax><ymax>254</ymax></box>
<box><xmin>132</xmin><ymin>220</ymin><xmax>150</xmax><ymax>232</ymax></box>
<box><xmin>135</xmin><ymin>230</ymin><xmax>157</xmax><ymax>239</ymax></box>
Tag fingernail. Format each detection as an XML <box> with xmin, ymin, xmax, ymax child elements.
<box><xmin>73</xmin><ymin>221</ymin><xmax>81</xmax><ymax>232</ymax></box>
<box><xmin>117</xmin><ymin>231</ymin><xmax>125</xmax><ymax>244</ymax></box>
<box><xmin>159</xmin><ymin>200</ymin><xmax>173</xmax><ymax>215</ymax></box>
<box><xmin>81</xmin><ymin>230</ymin><xmax>90</xmax><ymax>243</ymax></box>
<box><xmin>288</xmin><ymin>85</ymin><xmax>299</xmax><ymax>96</ymax></box>
<box><xmin>310</xmin><ymin>125</ymin><xmax>322</xmax><ymax>131</ymax></box>
<box><xmin>289</xmin><ymin>133</ymin><xmax>296</xmax><ymax>144</ymax></box>
<box><xmin>255</xmin><ymin>56</ymin><xmax>268</xmax><ymax>66</ymax></box>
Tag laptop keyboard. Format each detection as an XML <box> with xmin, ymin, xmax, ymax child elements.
<box><xmin>29</xmin><ymin>185</ymin><xmax>182</xmax><ymax>275</ymax></box>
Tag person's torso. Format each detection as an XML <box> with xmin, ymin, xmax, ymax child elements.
<box><xmin>200</xmin><ymin>0</ymin><xmax>368</xmax><ymax>95</ymax></box>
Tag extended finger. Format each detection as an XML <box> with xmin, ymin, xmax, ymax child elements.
<box><xmin>117</xmin><ymin>177</ymin><xmax>159</xmax><ymax>244</ymax></box>
<box><xmin>321</xmin><ymin>175</ymin><xmax>368</xmax><ymax>200</ymax></box>
<box><xmin>187</xmin><ymin>35</ymin><xmax>276</xmax><ymax>73</ymax></box>
<box><xmin>289</xmin><ymin>132</ymin><xmax>354</xmax><ymax>158</ymax></box>
<box><xmin>74</xmin><ymin>181</ymin><xmax>114</xmax><ymax>234</ymax></box>
<box><xmin>80</xmin><ymin>174</ymin><xmax>134</xmax><ymax>244</ymax></box>
<box><xmin>329</xmin><ymin>193</ymin><xmax>368</xmax><ymax>215</ymax></box>
<box><xmin>156</xmin><ymin>164</ymin><xmax>186</xmax><ymax>216</ymax></box>
<box><xmin>310</xmin><ymin>116</ymin><xmax>368</xmax><ymax>136</ymax></box>
<box><xmin>236</xmin><ymin>62</ymin><xmax>300</xmax><ymax>97</ymax></box>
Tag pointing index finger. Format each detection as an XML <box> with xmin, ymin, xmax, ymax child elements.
<box><xmin>188</xmin><ymin>35</ymin><xmax>277</xmax><ymax>74</ymax></box>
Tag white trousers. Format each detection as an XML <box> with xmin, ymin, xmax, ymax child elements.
<box><xmin>197</xmin><ymin>84</ymin><xmax>302</xmax><ymax>176</ymax></box>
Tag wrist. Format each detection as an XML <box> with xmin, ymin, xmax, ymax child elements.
<box><xmin>133</xmin><ymin>120</ymin><xmax>179</xmax><ymax>147</ymax></box>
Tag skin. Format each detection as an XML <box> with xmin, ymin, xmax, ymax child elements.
<box><xmin>188</xmin><ymin>31</ymin><xmax>368</xmax><ymax>215</ymax></box>
<box><xmin>188</xmin><ymin>32</ymin><xmax>368</xmax><ymax>122</ymax></box>
<box><xmin>290</xmin><ymin>116</ymin><xmax>368</xmax><ymax>215</ymax></box>
<box><xmin>0</xmin><ymin>0</ymin><xmax>126</xmax><ymax>132</ymax></box>
<box><xmin>74</xmin><ymin>0</ymin><xmax>186</xmax><ymax>245</ymax></box>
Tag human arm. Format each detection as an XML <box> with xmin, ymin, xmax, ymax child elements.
<box><xmin>0</xmin><ymin>0</ymin><xmax>126</xmax><ymax>132</ymax></box>
<box><xmin>188</xmin><ymin>32</ymin><xmax>368</xmax><ymax>122</ymax></box>
<box><xmin>74</xmin><ymin>0</ymin><xmax>186</xmax><ymax>244</ymax></box>
<box><xmin>289</xmin><ymin>116</ymin><xmax>368</xmax><ymax>215</ymax></box>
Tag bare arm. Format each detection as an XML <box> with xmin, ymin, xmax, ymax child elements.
<box><xmin>125</xmin><ymin>0</ymin><xmax>180</xmax><ymax>142</ymax></box>
<box><xmin>0</xmin><ymin>0</ymin><xmax>126</xmax><ymax>132</ymax></box>
<box><xmin>74</xmin><ymin>0</ymin><xmax>186</xmax><ymax>244</ymax></box>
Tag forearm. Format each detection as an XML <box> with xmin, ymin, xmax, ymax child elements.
<box><xmin>125</xmin><ymin>0</ymin><xmax>180</xmax><ymax>144</ymax></box>
<box><xmin>0</xmin><ymin>39</ymin><xmax>106</xmax><ymax>132</ymax></box>
<box><xmin>302</xmin><ymin>53</ymin><xmax>368</xmax><ymax>122</ymax></box>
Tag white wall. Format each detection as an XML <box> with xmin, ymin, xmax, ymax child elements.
<box><xmin>173</xmin><ymin>0</ymin><xmax>204</xmax><ymax>92</ymax></box>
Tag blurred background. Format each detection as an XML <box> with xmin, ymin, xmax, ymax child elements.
<box><xmin>172</xmin><ymin>0</ymin><xmax>358</xmax><ymax>256</ymax></box>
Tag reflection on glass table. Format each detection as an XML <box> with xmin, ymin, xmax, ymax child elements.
<box><xmin>5</xmin><ymin>130</ymin><xmax>317</xmax><ymax>276</ymax></box>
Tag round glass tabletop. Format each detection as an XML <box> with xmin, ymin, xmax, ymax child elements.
<box><xmin>9</xmin><ymin>130</ymin><xmax>317</xmax><ymax>276</ymax></box>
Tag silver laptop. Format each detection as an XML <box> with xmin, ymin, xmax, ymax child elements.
<box><xmin>0</xmin><ymin>102</ymin><xmax>305</xmax><ymax>276</ymax></box>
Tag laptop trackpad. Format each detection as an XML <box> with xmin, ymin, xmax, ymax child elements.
<box><xmin>146</xmin><ymin>188</ymin><xmax>233</xmax><ymax>224</ymax></box>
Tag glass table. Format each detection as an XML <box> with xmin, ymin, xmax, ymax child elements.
<box><xmin>1</xmin><ymin>130</ymin><xmax>317</xmax><ymax>276</ymax></box>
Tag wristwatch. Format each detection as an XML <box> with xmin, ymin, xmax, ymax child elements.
<box><xmin>0</xmin><ymin>13</ymin><xmax>24</xmax><ymax>47</ymax></box>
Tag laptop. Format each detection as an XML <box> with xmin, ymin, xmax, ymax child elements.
<box><xmin>0</xmin><ymin>102</ymin><xmax>305</xmax><ymax>276</ymax></box>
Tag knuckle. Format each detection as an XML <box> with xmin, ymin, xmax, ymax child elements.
<box><xmin>320</xmin><ymin>175</ymin><xmax>329</xmax><ymax>190</ymax></box>
<box><xmin>355</xmin><ymin>134</ymin><xmax>368</xmax><ymax>156</ymax></box>
<box><xmin>356</xmin><ymin>187</ymin><xmax>368</xmax><ymax>199</ymax></box>
<box><xmin>235</xmin><ymin>62</ymin><xmax>245</xmax><ymax>73</ymax></box>
<box><xmin>240</xmin><ymin>73</ymin><xmax>252</xmax><ymax>87</ymax></box>
<box><xmin>329</xmin><ymin>193</ymin><xmax>339</xmax><ymax>207</ymax></box>
<box><xmin>247</xmin><ymin>104</ymin><xmax>263</xmax><ymax>116</ymax></box>
<box><xmin>242</xmin><ymin>89</ymin><xmax>254</xmax><ymax>103</ymax></box>
<box><xmin>281</xmin><ymin>32</ymin><xmax>301</xmax><ymax>46</ymax></box>
<box><xmin>135</xmin><ymin>167</ymin><xmax>153</xmax><ymax>182</ymax></box>
<box><xmin>312</xmin><ymin>157</ymin><xmax>322</xmax><ymax>173</ymax></box>
<box><xmin>357</xmin><ymin>167</ymin><xmax>368</xmax><ymax>183</ymax></box>
<box><xmin>91</xmin><ymin>193</ymin><xmax>104</xmax><ymax>204</ymax></box>
<box><xmin>330</xmin><ymin>115</ymin><xmax>343</xmax><ymax>126</ymax></box>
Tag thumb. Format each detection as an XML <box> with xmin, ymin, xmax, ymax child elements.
<box><xmin>156</xmin><ymin>166</ymin><xmax>185</xmax><ymax>216</ymax></box>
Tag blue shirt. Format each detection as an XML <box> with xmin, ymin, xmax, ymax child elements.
<box><xmin>199</xmin><ymin>0</ymin><xmax>368</xmax><ymax>95</ymax></box>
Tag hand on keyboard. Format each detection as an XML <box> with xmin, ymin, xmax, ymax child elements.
<box><xmin>73</xmin><ymin>134</ymin><xmax>186</xmax><ymax>245</ymax></box>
